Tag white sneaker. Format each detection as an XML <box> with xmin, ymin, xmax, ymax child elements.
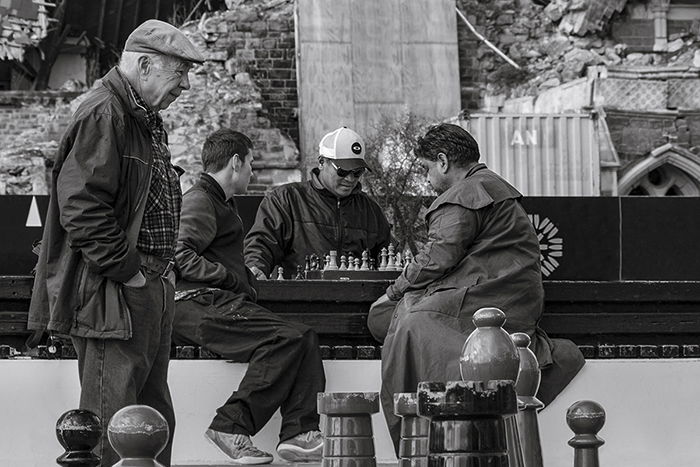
<box><xmin>205</xmin><ymin>429</ymin><xmax>274</xmax><ymax>465</ymax></box>
<box><xmin>277</xmin><ymin>430</ymin><xmax>324</xmax><ymax>463</ymax></box>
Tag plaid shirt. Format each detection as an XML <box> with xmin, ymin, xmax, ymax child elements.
<box><xmin>128</xmin><ymin>84</ymin><xmax>182</xmax><ymax>260</ymax></box>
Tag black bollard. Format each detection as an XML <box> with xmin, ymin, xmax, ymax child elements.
<box><xmin>567</xmin><ymin>400</ymin><xmax>606</xmax><ymax>467</ymax></box>
<box><xmin>55</xmin><ymin>409</ymin><xmax>101</xmax><ymax>467</ymax></box>
<box><xmin>417</xmin><ymin>380</ymin><xmax>518</xmax><ymax>467</ymax></box>
<box><xmin>394</xmin><ymin>393</ymin><xmax>429</xmax><ymax>467</ymax></box>
<box><xmin>512</xmin><ymin>332</ymin><xmax>544</xmax><ymax>467</ymax></box>
<box><xmin>318</xmin><ymin>392</ymin><xmax>379</xmax><ymax>467</ymax></box>
<box><xmin>108</xmin><ymin>405</ymin><xmax>169</xmax><ymax>467</ymax></box>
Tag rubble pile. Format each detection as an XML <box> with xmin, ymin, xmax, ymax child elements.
<box><xmin>459</xmin><ymin>0</ymin><xmax>700</xmax><ymax>99</ymax></box>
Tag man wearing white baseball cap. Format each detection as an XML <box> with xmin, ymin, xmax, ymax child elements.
<box><xmin>245</xmin><ymin>127</ymin><xmax>392</xmax><ymax>279</ymax></box>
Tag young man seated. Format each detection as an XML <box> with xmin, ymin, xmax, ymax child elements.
<box><xmin>173</xmin><ymin>129</ymin><xmax>325</xmax><ymax>464</ymax></box>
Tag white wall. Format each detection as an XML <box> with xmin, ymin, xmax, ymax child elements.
<box><xmin>1</xmin><ymin>359</ymin><xmax>699</xmax><ymax>466</ymax></box>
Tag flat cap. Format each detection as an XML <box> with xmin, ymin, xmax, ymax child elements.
<box><xmin>124</xmin><ymin>19</ymin><xmax>205</xmax><ymax>64</ymax></box>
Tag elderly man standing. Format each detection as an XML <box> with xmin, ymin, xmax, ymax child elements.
<box><xmin>27</xmin><ymin>20</ymin><xmax>203</xmax><ymax>466</ymax></box>
<box><xmin>245</xmin><ymin>126</ymin><xmax>392</xmax><ymax>279</ymax></box>
<box><xmin>376</xmin><ymin>123</ymin><xmax>585</xmax><ymax>452</ymax></box>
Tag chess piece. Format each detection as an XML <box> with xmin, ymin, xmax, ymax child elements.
<box><xmin>394</xmin><ymin>393</ymin><xmax>428</xmax><ymax>467</ymax></box>
<box><xmin>387</xmin><ymin>244</ymin><xmax>396</xmax><ymax>270</ymax></box>
<box><xmin>295</xmin><ymin>265</ymin><xmax>304</xmax><ymax>280</ymax></box>
<box><xmin>567</xmin><ymin>401</ymin><xmax>605</xmax><ymax>467</ymax></box>
<box><xmin>277</xmin><ymin>266</ymin><xmax>285</xmax><ymax>280</ymax></box>
<box><xmin>348</xmin><ymin>254</ymin><xmax>355</xmax><ymax>271</ymax></box>
<box><xmin>361</xmin><ymin>250</ymin><xmax>370</xmax><ymax>270</ymax></box>
<box><xmin>404</xmin><ymin>249</ymin><xmax>413</xmax><ymax>270</ymax></box>
<box><xmin>418</xmin><ymin>381</ymin><xmax>517</xmax><ymax>467</ymax></box>
<box><xmin>310</xmin><ymin>254</ymin><xmax>319</xmax><ymax>271</ymax></box>
<box><xmin>460</xmin><ymin>308</ymin><xmax>523</xmax><ymax>467</ymax></box>
<box><xmin>379</xmin><ymin>248</ymin><xmax>388</xmax><ymax>270</ymax></box>
<box><xmin>328</xmin><ymin>250</ymin><xmax>339</xmax><ymax>270</ymax></box>
<box><xmin>324</xmin><ymin>254</ymin><xmax>332</xmax><ymax>270</ymax></box>
<box><xmin>304</xmin><ymin>255</ymin><xmax>311</xmax><ymax>274</ymax></box>
<box><xmin>354</xmin><ymin>258</ymin><xmax>361</xmax><ymax>271</ymax></box>
<box><xmin>108</xmin><ymin>405</ymin><xmax>169</xmax><ymax>467</ymax></box>
<box><xmin>512</xmin><ymin>332</ymin><xmax>544</xmax><ymax>467</ymax></box>
<box><xmin>339</xmin><ymin>255</ymin><xmax>348</xmax><ymax>270</ymax></box>
<box><xmin>318</xmin><ymin>392</ymin><xmax>379</xmax><ymax>467</ymax></box>
<box><xmin>395</xmin><ymin>252</ymin><xmax>403</xmax><ymax>270</ymax></box>
<box><xmin>369</xmin><ymin>258</ymin><xmax>376</xmax><ymax>271</ymax></box>
<box><xmin>460</xmin><ymin>307</ymin><xmax>520</xmax><ymax>383</ymax></box>
<box><xmin>56</xmin><ymin>409</ymin><xmax>101</xmax><ymax>467</ymax></box>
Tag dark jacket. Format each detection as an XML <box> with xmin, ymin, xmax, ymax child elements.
<box><xmin>175</xmin><ymin>174</ymin><xmax>256</xmax><ymax>298</ymax></box>
<box><xmin>27</xmin><ymin>67</ymin><xmax>159</xmax><ymax>339</ymax></box>
<box><xmin>388</xmin><ymin>163</ymin><xmax>544</xmax><ymax>338</ymax></box>
<box><xmin>244</xmin><ymin>169</ymin><xmax>392</xmax><ymax>277</ymax></box>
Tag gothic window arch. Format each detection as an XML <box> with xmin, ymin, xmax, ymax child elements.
<box><xmin>618</xmin><ymin>144</ymin><xmax>700</xmax><ymax>196</ymax></box>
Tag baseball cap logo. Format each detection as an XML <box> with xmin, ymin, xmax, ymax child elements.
<box><xmin>351</xmin><ymin>142</ymin><xmax>362</xmax><ymax>154</ymax></box>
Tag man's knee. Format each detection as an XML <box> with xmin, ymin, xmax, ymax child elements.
<box><xmin>368</xmin><ymin>295</ymin><xmax>397</xmax><ymax>343</ymax></box>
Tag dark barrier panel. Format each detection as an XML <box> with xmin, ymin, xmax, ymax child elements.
<box><xmin>3</xmin><ymin>195</ymin><xmax>699</xmax><ymax>281</ymax></box>
<box><xmin>521</xmin><ymin>197</ymin><xmax>620</xmax><ymax>281</ymax></box>
<box><xmin>621</xmin><ymin>197</ymin><xmax>700</xmax><ymax>280</ymax></box>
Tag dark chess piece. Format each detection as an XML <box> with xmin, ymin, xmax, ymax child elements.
<box><xmin>108</xmin><ymin>405</ymin><xmax>169</xmax><ymax>467</ymax></box>
<box><xmin>512</xmin><ymin>332</ymin><xmax>544</xmax><ymax>467</ymax></box>
<box><xmin>418</xmin><ymin>380</ymin><xmax>517</xmax><ymax>467</ymax></box>
<box><xmin>56</xmin><ymin>409</ymin><xmax>102</xmax><ymax>467</ymax></box>
<box><xmin>567</xmin><ymin>401</ymin><xmax>606</xmax><ymax>467</ymax></box>
<box><xmin>295</xmin><ymin>265</ymin><xmax>304</xmax><ymax>280</ymax></box>
<box><xmin>318</xmin><ymin>392</ymin><xmax>379</xmax><ymax>467</ymax></box>
<box><xmin>394</xmin><ymin>393</ymin><xmax>428</xmax><ymax>467</ymax></box>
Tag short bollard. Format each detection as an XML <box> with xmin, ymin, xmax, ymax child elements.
<box><xmin>55</xmin><ymin>409</ymin><xmax>102</xmax><ymax>467</ymax></box>
<box><xmin>512</xmin><ymin>332</ymin><xmax>544</xmax><ymax>467</ymax></box>
<box><xmin>394</xmin><ymin>393</ymin><xmax>429</xmax><ymax>467</ymax></box>
<box><xmin>417</xmin><ymin>380</ymin><xmax>518</xmax><ymax>467</ymax></box>
<box><xmin>108</xmin><ymin>405</ymin><xmax>170</xmax><ymax>467</ymax></box>
<box><xmin>567</xmin><ymin>400</ymin><xmax>606</xmax><ymax>467</ymax></box>
<box><xmin>318</xmin><ymin>392</ymin><xmax>379</xmax><ymax>467</ymax></box>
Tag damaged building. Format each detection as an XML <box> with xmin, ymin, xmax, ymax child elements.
<box><xmin>0</xmin><ymin>0</ymin><xmax>698</xmax><ymax>196</ymax></box>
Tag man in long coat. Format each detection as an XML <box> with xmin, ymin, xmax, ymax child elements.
<box><xmin>376</xmin><ymin>124</ymin><xmax>584</xmax><ymax>451</ymax></box>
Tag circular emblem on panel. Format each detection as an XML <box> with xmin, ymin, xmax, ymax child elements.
<box><xmin>351</xmin><ymin>142</ymin><xmax>362</xmax><ymax>154</ymax></box>
<box><xmin>527</xmin><ymin>214</ymin><xmax>563</xmax><ymax>277</ymax></box>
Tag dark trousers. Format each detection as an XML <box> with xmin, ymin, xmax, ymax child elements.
<box><xmin>72</xmin><ymin>270</ymin><xmax>176</xmax><ymax>467</ymax></box>
<box><xmin>173</xmin><ymin>289</ymin><xmax>325</xmax><ymax>442</ymax></box>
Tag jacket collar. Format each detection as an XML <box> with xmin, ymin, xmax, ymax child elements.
<box><xmin>465</xmin><ymin>163</ymin><xmax>488</xmax><ymax>179</ymax></box>
<box><xmin>308</xmin><ymin>167</ymin><xmax>364</xmax><ymax>199</ymax></box>
<box><xmin>200</xmin><ymin>173</ymin><xmax>227</xmax><ymax>202</ymax></box>
<box><xmin>99</xmin><ymin>67</ymin><xmax>151</xmax><ymax>129</ymax></box>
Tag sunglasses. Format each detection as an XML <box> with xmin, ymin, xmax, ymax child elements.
<box><xmin>328</xmin><ymin>160</ymin><xmax>366</xmax><ymax>178</ymax></box>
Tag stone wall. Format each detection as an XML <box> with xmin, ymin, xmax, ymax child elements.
<box><xmin>0</xmin><ymin>0</ymin><xmax>301</xmax><ymax>194</ymax></box>
<box><xmin>456</xmin><ymin>0</ymin><xmax>700</xmax><ymax>105</ymax></box>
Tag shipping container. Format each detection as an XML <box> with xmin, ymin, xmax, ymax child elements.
<box><xmin>454</xmin><ymin>113</ymin><xmax>617</xmax><ymax>196</ymax></box>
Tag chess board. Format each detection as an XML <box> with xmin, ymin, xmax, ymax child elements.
<box><xmin>303</xmin><ymin>269</ymin><xmax>401</xmax><ymax>281</ymax></box>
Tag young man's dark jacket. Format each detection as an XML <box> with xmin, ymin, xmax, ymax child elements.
<box><xmin>28</xmin><ymin>68</ymin><xmax>157</xmax><ymax>339</ymax></box>
<box><xmin>175</xmin><ymin>173</ymin><xmax>256</xmax><ymax>298</ymax></box>
<box><xmin>244</xmin><ymin>168</ymin><xmax>392</xmax><ymax>277</ymax></box>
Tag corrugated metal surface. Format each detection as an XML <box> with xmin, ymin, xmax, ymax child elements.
<box><xmin>457</xmin><ymin>113</ymin><xmax>600</xmax><ymax>196</ymax></box>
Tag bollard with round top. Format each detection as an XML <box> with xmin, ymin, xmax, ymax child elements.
<box><xmin>460</xmin><ymin>307</ymin><xmax>522</xmax><ymax>467</ymax></box>
<box><xmin>108</xmin><ymin>405</ymin><xmax>170</xmax><ymax>467</ymax></box>
<box><xmin>512</xmin><ymin>332</ymin><xmax>544</xmax><ymax>467</ymax></box>
<box><xmin>318</xmin><ymin>392</ymin><xmax>379</xmax><ymax>467</ymax></box>
<box><xmin>460</xmin><ymin>307</ymin><xmax>520</xmax><ymax>383</ymax></box>
<box><xmin>418</xmin><ymin>380</ymin><xmax>517</xmax><ymax>467</ymax></box>
<box><xmin>55</xmin><ymin>409</ymin><xmax>102</xmax><ymax>467</ymax></box>
<box><xmin>567</xmin><ymin>401</ymin><xmax>606</xmax><ymax>467</ymax></box>
<box><xmin>394</xmin><ymin>393</ymin><xmax>429</xmax><ymax>467</ymax></box>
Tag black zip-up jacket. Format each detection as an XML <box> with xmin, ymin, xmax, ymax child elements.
<box><xmin>244</xmin><ymin>169</ymin><xmax>392</xmax><ymax>278</ymax></box>
<box><xmin>175</xmin><ymin>173</ymin><xmax>256</xmax><ymax>298</ymax></box>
